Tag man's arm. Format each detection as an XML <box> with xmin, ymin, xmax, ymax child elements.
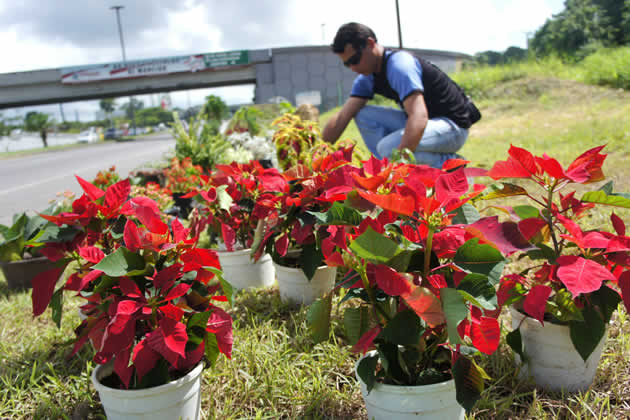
<box><xmin>397</xmin><ymin>91</ymin><xmax>429</xmax><ymax>152</ymax></box>
<box><xmin>322</xmin><ymin>97</ymin><xmax>367</xmax><ymax>143</ymax></box>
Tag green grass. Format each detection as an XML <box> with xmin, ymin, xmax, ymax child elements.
<box><xmin>2</xmin><ymin>58</ymin><xmax>630</xmax><ymax>418</ymax></box>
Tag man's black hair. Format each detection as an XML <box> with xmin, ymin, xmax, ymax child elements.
<box><xmin>331</xmin><ymin>22</ymin><xmax>377</xmax><ymax>53</ymax></box>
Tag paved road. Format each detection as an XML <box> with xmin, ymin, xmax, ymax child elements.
<box><xmin>0</xmin><ymin>134</ymin><xmax>175</xmax><ymax>226</ymax></box>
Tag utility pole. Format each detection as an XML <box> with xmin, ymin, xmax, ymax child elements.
<box><xmin>321</xmin><ymin>23</ymin><xmax>326</xmax><ymax>44</ymax></box>
<box><xmin>111</xmin><ymin>5</ymin><xmax>136</xmax><ymax>134</ymax></box>
<box><xmin>395</xmin><ymin>0</ymin><xmax>403</xmax><ymax>49</ymax></box>
<box><xmin>58</xmin><ymin>103</ymin><xmax>66</xmax><ymax>123</ymax></box>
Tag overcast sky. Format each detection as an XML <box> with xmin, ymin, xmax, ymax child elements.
<box><xmin>0</xmin><ymin>0</ymin><xmax>565</xmax><ymax>122</ymax></box>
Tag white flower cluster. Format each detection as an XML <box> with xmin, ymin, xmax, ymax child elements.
<box><xmin>226</xmin><ymin>132</ymin><xmax>276</xmax><ymax>164</ymax></box>
<box><xmin>221</xmin><ymin>145</ymin><xmax>254</xmax><ymax>164</ymax></box>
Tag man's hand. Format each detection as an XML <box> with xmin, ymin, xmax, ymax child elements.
<box><xmin>398</xmin><ymin>91</ymin><xmax>428</xmax><ymax>152</ymax></box>
<box><xmin>322</xmin><ymin>97</ymin><xmax>367</xmax><ymax>143</ymax></box>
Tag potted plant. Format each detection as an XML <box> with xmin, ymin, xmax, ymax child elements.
<box><xmin>193</xmin><ymin>160</ymin><xmax>288</xmax><ymax>290</ymax></box>
<box><xmin>483</xmin><ymin>144</ymin><xmax>630</xmax><ymax>392</ymax></box>
<box><xmin>31</xmin><ymin>175</ymin><xmax>233</xmax><ymax>419</ymax></box>
<box><xmin>251</xmin><ymin>147</ymin><xmax>359</xmax><ymax>305</ymax></box>
<box><xmin>163</xmin><ymin>156</ymin><xmax>204</xmax><ymax>218</ymax></box>
<box><xmin>0</xmin><ymin>211</ymin><xmax>58</xmax><ymax>289</ymax></box>
<box><xmin>307</xmin><ymin>155</ymin><xmax>525</xmax><ymax>418</ymax></box>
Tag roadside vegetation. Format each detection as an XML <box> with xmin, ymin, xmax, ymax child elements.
<box><xmin>1</xmin><ymin>46</ymin><xmax>629</xmax><ymax>418</ymax></box>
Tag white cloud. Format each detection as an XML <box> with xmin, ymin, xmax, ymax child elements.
<box><xmin>0</xmin><ymin>0</ymin><xmax>566</xmax><ymax>120</ymax></box>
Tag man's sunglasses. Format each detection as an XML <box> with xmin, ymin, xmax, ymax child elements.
<box><xmin>344</xmin><ymin>46</ymin><xmax>363</xmax><ymax>67</ymax></box>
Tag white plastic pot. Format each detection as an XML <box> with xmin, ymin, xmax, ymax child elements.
<box><xmin>355</xmin><ymin>351</ymin><xmax>464</xmax><ymax>420</ymax></box>
<box><xmin>91</xmin><ymin>361</ymin><xmax>203</xmax><ymax>420</ymax></box>
<box><xmin>216</xmin><ymin>249</ymin><xmax>275</xmax><ymax>291</ymax></box>
<box><xmin>274</xmin><ymin>263</ymin><xmax>336</xmax><ymax>305</ymax></box>
<box><xmin>510</xmin><ymin>307</ymin><xmax>607</xmax><ymax>392</ymax></box>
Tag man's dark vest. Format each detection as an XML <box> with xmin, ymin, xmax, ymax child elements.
<box><xmin>372</xmin><ymin>50</ymin><xmax>477</xmax><ymax>129</ymax></box>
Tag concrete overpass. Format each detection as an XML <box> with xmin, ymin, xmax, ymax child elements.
<box><xmin>0</xmin><ymin>46</ymin><xmax>471</xmax><ymax>113</ymax></box>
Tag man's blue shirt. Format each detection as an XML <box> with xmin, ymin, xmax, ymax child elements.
<box><xmin>350</xmin><ymin>50</ymin><xmax>424</xmax><ymax>104</ymax></box>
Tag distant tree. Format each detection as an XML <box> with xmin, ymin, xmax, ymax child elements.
<box><xmin>181</xmin><ymin>106</ymin><xmax>202</xmax><ymax>122</ymax></box>
<box><xmin>120</xmin><ymin>98</ymin><xmax>144</xmax><ymax>119</ymax></box>
<box><xmin>135</xmin><ymin>107</ymin><xmax>174</xmax><ymax>126</ymax></box>
<box><xmin>530</xmin><ymin>0</ymin><xmax>629</xmax><ymax>58</ymax></box>
<box><xmin>201</xmin><ymin>95</ymin><xmax>229</xmax><ymax>121</ymax></box>
<box><xmin>99</xmin><ymin>98</ymin><xmax>116</xmax><ymax>124</ymax></box>
<box><xmin>0</xmin><ymin>112</ymin><xmax>5</xmax><ymax>136</ymax></box>
<box><xmin>24</xmin><ymin>112</ymin><xmax>52</xmax><ymax>147</ymax></box>
<box><xmin>503</xmin><ymin>46</ymin><xmax>528</xmax><ymax>62</ymax></box>
<box><xmin>474</xmin><ymin>50</ymin><xmax>504</xmax><ymax>65</ymax></box>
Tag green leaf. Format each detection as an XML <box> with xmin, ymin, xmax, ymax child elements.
<box><xmin>452</xmin><ymin>356</ymin><xmax>487</xmax><ymax>411</ymax></box>
<box><xmin>138</xmin><ymin>359</ymin><xmax>170</xmax><ymax>389</ymax></box>
<box><xmin>453</xmin><ymin>238</ymin><xmax>506</xmax><ymax>285</ymax></box>
<box><xmin>344</xmin><ymin>306</ymin><xmax>371</xmax><ymax>346</ymax></box>
<box><xmin>590</xmin><ymin>285</ymin><xmax>622</xmax><ymax>323</ymax></box>
<box><xmin>379</xmin><ymin>309</ymin><xmax>425</xmax><ymax>346</ymax></box>
<box><xmin>456</xmin><ymin>273</ymin><xmax>497</xmax><ymax>310</ymax></box>
<box><xmin>349</xmin><ymin>227</ymin><xmax>399</xmax><ymax>264</ymax></box>
<box><xmin>569</xmin><ymin>305</ymin><xmax>607</xmax><ymax>362</ymax></box>
<box><xmin>186</xmin><ymin>311</ymin><xmax>212</xmax><ymax>350</ymax></box>
<box><xmin>581</xmin><ymin>190</ymin><xmax>630</xmax><ymax>208</ymax></box>
<box><xmin>506</xmin><ymin>328</ymin><xmax>525</xmax><ymax>362</ymax></box>
<box><xmin>479</xmin><ymin>183</ymin><xmax>527</xmax><ymax>200</ymax></box>
<box><xmin>309</xmin><ymin>202</ymin><xmax>363</xmax><ymax>226</ymax></box>
<box><xmin>4</xmin><ymin>213</ymin><xmax>27</xmax><ymax>243</ymax></box>
<box><xmin>91</xmin><ymin>247</ymin><xmax>146</xmax><ymax>277</ymax></box>
<box><xmin>92</xmin><ymin>275</ymin><xmax>118</xmax><ymax>294</ymax></box>
<box><xmin>298</xmin><ymin>242</ymin><xmax>323</xmax><ymax>281</ymax></box>
<box><xmin>0</xmin><ymin>224</ymin><xmax>9</xmax><ymax>239</ymax></box>
<box><xmin>386</xmin><ymin>249</ymin><xmax>414</xmax><ymax>272</ymax></box>
<box><xmin>548</xmin><ymin>288</ymin><xmax>583</xmax><ymax>322</ymax></box>
<box><xmin>216</xmin><ymin>185</ymin><xmax>233</xmax><ymax>211</ymax></box>
<box><xmin>451</xmin><ymin>202</ymin><xmax>480</xmax><ymax>225</ymax></box>
<box><xmin>357</xmin><ymin>354</ymin><xmax>379</xmax><ymax>393</ymax></box>
<box><xmin>39</xmin><ymin>226</ymin><xmax>79</xmax><ymax>243</ymax></box>
<box><xmin>524</xmin><ymin>243</ymin><xmax>556</xmax><ymax>263</ymax></box>
<box><xmin>204</xmin><ymin>266</ymin><xmax>234</xmax><ymax>306</ymax></box>
<box><xmin>205</xmin><ymin>333</ymin><xmax>220</xmax><ymax>367</ymax></box>
<box><xmin>24</xmin><ymin>215</ymin><xmax>48</xmax><ymax>241</ymax></box>
<box><xmin>598</xmin><ymin>181</ymin><xmax>630</xmax><ymax>198</ymax></box>
<box><xmin>50</xmin><ymin>288</ymin><xmax>64</xmax><ymax>329</ymax></box>
<box><xmin>441</xmin><ymin>288</ymin><xmax>469</xmax><ymax>345</ymax></box>
<box><xmin>376</xmin><ymin>342</ymin><xmax>406</xmax><ymax>382</ymax></box>
<box><xmin>512</xmin><ymin>205</ymin><xmax>540</xmax><ymax>220</ymax></box>
<box><xmin>307</xmin><ymin>295</ymin><xmax>332</xmax><ymax>343</ymax></box>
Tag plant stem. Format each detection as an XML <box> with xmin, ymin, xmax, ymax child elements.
<box><xmin>423</xmin><ymin>228</ymin><xmax>435</xmax><ymax>280</ymax></box>
<box><xmin>545</xmin><ymin>180</ymin><xmax>560</xmax><ymax>255</ymax></box>
<box><xmin>358</xmin><ymin>263</ymin><xmax>390</xmax><ymax>323</ymax></box>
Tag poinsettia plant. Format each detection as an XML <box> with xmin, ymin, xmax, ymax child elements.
<box><xmin>307</xmin><ymin>156</ymin><xmax>530</xmax><ymax>410</ymax></box>
<box><xmin>164</xmin><ymin>156</ymin><xmax>204</xmax><ymax>194</ymax></box>
<box><xmin>251</xmin><ymin>146</ymin><xmax>357</xmax><ymax>279</ymax></box>
<box><xmin>190</xmin><ymin>160</ymin><xmax>288</xmax><ymax>251</ymax></box>
<box><xmin>482</xmin><ymin>144</ymin><xmax>630</xmax><ymax>362</ymax></box>
<box><xmin>31</xmin><ymin>175</ymin><xmax>233</xmax><ymax>389</ymax></box>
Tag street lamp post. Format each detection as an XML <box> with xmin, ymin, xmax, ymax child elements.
<box><xmin>110</xmin><ymin>5</ymin><xmax>136</xmax><ymax>134</ymax></box>
<box><xmin>395</xmin><ymin>0</ymin><xmax>403</xmax><ymax>49</ymax></box>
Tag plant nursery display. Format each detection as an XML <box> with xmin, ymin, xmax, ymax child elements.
<box><xmin>192</xmin><ymin>160</ymin><xmax>288</xmax><ymax>290</ymax></box>
<box><xmin>29</xmin><ymin>175</ymin><xmax>233</xmax><ymax>419</ymax></box>
<box><xmin>0</xmin><ymin>211</ymin><xmax>60</xmax><ymax>289</ymax></box>
<box><xmin>306</xmin><ymin>155</ymin><xmax>534</xmax><ymax>418</ymax></box>
<box><xmin>251</xmin><ymin>146</ymin><xmax>359</xmax><ymax>304</ymax></box>
<box><xmin>483</xmin><ymin>144</ymin><xmax>630</xmax><ymax>391</ymax></box>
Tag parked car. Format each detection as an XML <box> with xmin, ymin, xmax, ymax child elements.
<box><xmin>77</xmin><ymin>127</ymin><xmax>98</xmax><ymax>143</ymax></box>
<box><xmin>104</xmin><ymin>127</ymin><xmax>122</xmax><ymax>140</ymax></box>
